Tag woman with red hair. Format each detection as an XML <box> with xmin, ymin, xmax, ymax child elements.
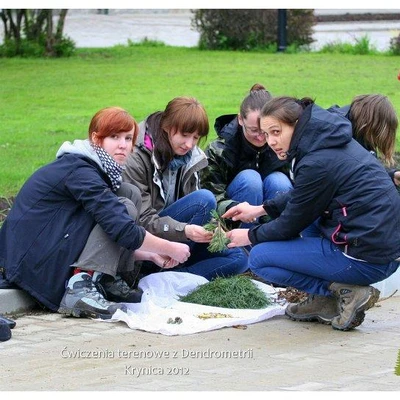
<box><xmin>0</xmin><ymin>107</ymin><xmax>191</xmax><ymax>320</ymax></box>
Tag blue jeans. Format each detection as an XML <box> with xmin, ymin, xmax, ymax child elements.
<box><xmin>249</xmin><ymin>234</ymin><xmax>399</xmax><ymax>296</ymax></box>
<box><xmin>227</xmin><ymin>169</ymin><xmax>293</xmax><ymax>227</ymax></box>
<box><xmin>159</xmin><ymin>189</ymin><xmax>248</xmax><ymax>280</ymax></box>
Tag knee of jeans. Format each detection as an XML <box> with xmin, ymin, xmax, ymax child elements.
<box><xmin>264</xmin><ymin>171</ymin><xmax>292</xmax><ymax>188</ymax></box>
<box><xmin>235</xmin><ymin>170</ymin><xmax>262</xmax><ymax>186</ymax></box>
<box><xmin>197</xmin><ymin>189</ymin><xmax>217</xmax><ymax>209</ymax></box>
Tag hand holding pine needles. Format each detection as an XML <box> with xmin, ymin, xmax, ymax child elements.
<box><xmin>203</xmin><ymin>210</ymin><xmax>231</xmax><ymax>253</ymax></box>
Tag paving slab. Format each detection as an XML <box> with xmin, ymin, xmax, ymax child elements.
<box><xmin>1</xmin><ymin>295</ymin><xmax>400</xmax><ymax>391</ymax></box>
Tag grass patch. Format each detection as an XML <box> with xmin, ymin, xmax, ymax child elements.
<box><xmin>0</xmin><ymin>45</ymin><xmax>399</xmax><ymax>197</ymax></box>
<box><xmin>179</xmin><ymin>275</ymin><xmax>272</xmax><ymax>309</ymax></box>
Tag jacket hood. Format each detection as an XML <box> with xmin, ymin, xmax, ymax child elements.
<box><xmin>214</xmin><ymin>114</ymin><xmax>238</xmax><ymax>140</ymax></box>
<box><xmin>56</xmin><ymin>139</ymin><xmax>103</xmax><ymax>169</ymax></box>
<box><xmin>288</xmin><ymin>104</ymin><xmax>353</xmax><ymax>162</ymax></box>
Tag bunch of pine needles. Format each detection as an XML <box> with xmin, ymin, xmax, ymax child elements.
<box><xmin>203</xmin><ymin>209</ymin><xmax>231</xmax><ymax>253</ymax></box>
<box><xmin>179</xmin><ymin>275</ymin><xmax>272</xmax><ymax>309</ymax></box>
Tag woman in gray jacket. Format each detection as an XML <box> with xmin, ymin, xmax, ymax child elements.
<box><xmin>123</xmin><ymin>97</ymin><xmax>248</xmax><ymax>279</ymax></box>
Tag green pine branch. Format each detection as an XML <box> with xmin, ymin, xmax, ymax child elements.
<box><xmin>203</xmin><ymin>210</ymin><xmax>231</xmax><ymax>253</ymax></box>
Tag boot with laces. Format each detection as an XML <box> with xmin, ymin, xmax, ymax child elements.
<box><xmin>285</xmin><ymin>294</ymin><xmax>339</xmax><ymax>324</ymax></box>
<box><xmin>329</xmin><ymin>283</ymin><xmax>380</xmax><ymax>331</ymax></box>
<box><xmin>95</xmin><ymin>273</ymin><xmax>143</xmax><ymax>303</ymax></box>
<box><xmin>58</xmin><ymin>273</ymin><xmax>127</xmax><ymax>319</ymax></box>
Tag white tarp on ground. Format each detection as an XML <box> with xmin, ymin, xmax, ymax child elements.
<box><xmin>105</xmin><ymin>272</ymin><xmax>287</xmax><ymax>336</ymax></box>
<box><xmin>372</xmin><ymin>266</ymin><xmax>400</xmax><ymax>298</ymax></box>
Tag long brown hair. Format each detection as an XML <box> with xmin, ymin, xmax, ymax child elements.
<box><xmin>349</xmin><ymin>94</ymin><xmax>398</xmax><ymax>166</ymax></box>
<box><xmin>88</xmin><ymin>106</ymin><xmax>139</xmax><ymax>152</ymax></box>
<box><xmin>147</xmin><ymin>97</ymin><xmax>209</xmax><ymax>170</ymax></box>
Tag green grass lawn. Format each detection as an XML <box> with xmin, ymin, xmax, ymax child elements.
<box><xmin>1</xmin><ymin>45</ymin><xmax>399</xmax><ymax>197</ymax></box>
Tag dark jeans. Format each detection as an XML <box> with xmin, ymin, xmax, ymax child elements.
<box><xmin>249</xmin><ymin>225</ymin><xmax>400</xmax><ymax>296</ymax></box>
<box><xmin>158</xmin><ymin>189</ymin><xmax>248</xmax><ymax>280</ymax></box>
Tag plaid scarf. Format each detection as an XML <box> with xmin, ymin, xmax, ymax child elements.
<box><xmin>91</xmin><ymin>144</ymin><xmax>123</xmax><ymax>192</ymax></box>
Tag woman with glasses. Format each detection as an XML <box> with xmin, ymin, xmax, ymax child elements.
<box><xmin>201</xmin><ymin>84</ymin><xmax>293</xmax><ymax>227</ymax></box>
<box><xmin>122</xmin><ymin>97</ymin><xmax>248</xmax><ymax>280</ymax></box>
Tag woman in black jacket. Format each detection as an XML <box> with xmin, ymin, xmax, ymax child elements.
<box><xmin>0</xmin><ymin>107</ymin><xmax>190</xmax><ymax>319</ymax></box>
<box><xmin>201</xmin><ymin>84</ymin><xmax>292</xmax><ymax>222</ymax></box>
<box><xmin>223</xmin><ymin>96</ymin><xmax>400</xmax><ymax>331</ymax></box>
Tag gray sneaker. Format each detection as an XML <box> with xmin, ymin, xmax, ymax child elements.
<box><xmin>58</xmin><ymin>273</ymin><xmax>127</xmax><ymax>320</ymax></box>
<box><xmin>329</xmin><ymin>283</ymin><xmax>380</xmax><ymax>331</ymax></box>
<box><xmin>285</xmin><ymin>294</ymin><xmax>339</xmax><ymax>324</ymax></box>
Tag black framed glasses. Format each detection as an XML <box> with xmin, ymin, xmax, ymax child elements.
<box><xmin>242</xmin><ymin>123</ymin><xmax>265</xmax><ymax>138</ymax></box>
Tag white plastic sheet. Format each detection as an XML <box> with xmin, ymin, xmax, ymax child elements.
<box><xmin>106</xmin><ymin>271</ymin><xmax>287</xmax><ymax>336</ymax></box>
<box><xmin>372</xmin><ymin>266</ymin><xmax>400</xmax><ymax>297</ymax></box>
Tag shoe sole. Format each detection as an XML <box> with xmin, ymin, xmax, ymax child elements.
<box><xmin>58</xmin><ymin>306</ymin><xmax>118</xmax><ymax>320</ymax></box>
<box><xmin>332</xmin><ymin>287</ymin><xmax>380</xmax><ymax>331</ymax></box>
<box><xmin>285</xmin><ymin>310</ymin><xmax>337</xmax><ymax>325</ymax></box>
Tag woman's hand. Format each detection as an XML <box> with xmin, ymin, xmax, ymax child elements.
<box><xmin>222</xmin><ymin>202</ymin><xmax>266</xmax><ymax>223</ymax></box>
<box><xmin>184</xmin><ymin>224</ymin><xmax>213</xmax><ymax>243</ymax></box>
<box><xmin>394</xmin><ymin>171</ymin><xmax>400</xmax><ymax>187</ymax></box>
<box><xmin>133</xmin><ymin>250</ymin><xmax>179</xmax><ymax>269</ymax></box>
<box><xmin>166</xmin><ymin>242</ymin><xmax>191</xmax><ymax>264</ymax></box>
<box><xmin>225</xmin><ymin>229</ymin><xmax>251</xmax><ymax>248</ymax></box>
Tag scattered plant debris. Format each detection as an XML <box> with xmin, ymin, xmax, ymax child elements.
<box><xmin>167</xmin><ymin>316</ymin><xmax>183</xmax><ymax>324</ymax></box>
<box><xmin>197</xmin><ymin>312</ymin><xmax>233</xmax><ymax>319</ymax></box>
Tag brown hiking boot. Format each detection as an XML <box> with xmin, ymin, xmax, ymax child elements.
<box><xmin>285</xmin><ymin>294</ymin><xmax>339</xmax><ymax>324</ymax></box>
<box><xmin>329</xmin><ymin>283</ymin><xmax>380</xmax><ymax>331</ymax></box>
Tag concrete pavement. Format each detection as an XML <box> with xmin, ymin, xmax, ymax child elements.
<box><xmin>1</xmin><ymin>294</ymin><xmax>400</xmax><ymax>391</ymax></box>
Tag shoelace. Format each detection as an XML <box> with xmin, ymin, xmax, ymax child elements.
<box><xmin>298</xmin><ymin>295</ymin><xmax>314</xmax><ymax>306</ymax></box>
<box><xmin>86</xmin><ymin>281</ymin><xmax>113</xmax><ymax>306</ymax></box>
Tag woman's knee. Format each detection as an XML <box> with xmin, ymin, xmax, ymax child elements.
<box><xmin>196</xmin><ymin>188</ymin><xmax>217</xmax><ymax>208</ymax></box>
<box><xmin>118</xmin><ymin>197</ymin><xmax>139</xmax><ymax>220</ymax></box>
<box><xmin>235</xmin><ymin>170</ymin><xmax>263</xmax><ymax>188</ymax></box>
<box><xmin>117</xmin><ymin>182</ymin><xmax>142</xmax><ymax>214</ymax></box>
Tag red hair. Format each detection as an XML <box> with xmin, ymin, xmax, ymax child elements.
<box><xmin>88</xmin><ymin>107</ymin><xmax>139</xmax><ymax>151</ymax></box>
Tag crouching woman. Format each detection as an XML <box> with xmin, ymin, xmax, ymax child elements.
<box><xmin>223</xmin><ymin>96</ymin><xmax>400</xmax><ymax>331</ymax></box>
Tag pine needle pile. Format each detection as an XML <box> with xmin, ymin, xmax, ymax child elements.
<box><xmin>179</xmin><ymin>275</ymin><xmax>272</xmax><ymax>309</ymax></box>
<box><xmin>203</xmin><ymin>209</ymin><xmax>230</xmax><ymax>253</ymax></box>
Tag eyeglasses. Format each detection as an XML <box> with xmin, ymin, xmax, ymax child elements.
<box><xmin>242</xmin><ymin>123</ymin><xmax>265</xmax><ymax>138</ymax></box>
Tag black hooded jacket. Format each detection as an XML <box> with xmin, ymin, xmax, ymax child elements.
<box><xmin>201</xmin><ymin>114</ymin><xmax>290</xmax><ymax>214</ymax></box>
<box><xmin>249</xmin><ymin>104</ymin><xmax>400</xmax><ymax>264</ymax></box>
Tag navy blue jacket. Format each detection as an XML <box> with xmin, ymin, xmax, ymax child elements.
<box><xmin>0</xmin><ymin>153</ymin><xmax>146</xmax><ymax>311</ymax></box>
<box><xmin>249</xmin><ymin>104</ymin><xmax>400</xmax><ymax>264</ymax></box>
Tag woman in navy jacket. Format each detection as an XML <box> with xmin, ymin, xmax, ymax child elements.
<box><xmin>0</xmin><ymin>107</ymin><xmax>190</xmax><ymax>319</ymax></box>
<box><xmin>223</xmin><ymin>96</ymin><xmax>400</xmax><ymax>331</ymax></box>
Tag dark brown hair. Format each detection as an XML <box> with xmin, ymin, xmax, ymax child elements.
<box><xmin>239</xmin><ymin>83</ymin><xmax>272</xmax><ymax>119</ymax></box>
<box><xmin>260</xmin><ymin>96</ymin><xmax>314</xmax><ymax>125</ymax></box>
<box><xmin>88</xmin><ymin>106</ymin><xmax>139</xmax><ymax>152</ymax></box>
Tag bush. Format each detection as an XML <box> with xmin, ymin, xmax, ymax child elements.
<box><xmin>389</xmin><ymin>33</ymin><xmax>400</xmax><ymax>55</ymax></box>
<box><xmin>318</xmin><ymin>35</ymin><xmax>379</xmax><ymax>55</ymax></box>
<box><xmin>191</xmin><ymin>9</ymin><xmax>315</xmax><ymax>51</ymax></box>
<box><xmin>0</xmin><ymin>35</ymin><xmax>75</xmax><ymax>58</ymax></box>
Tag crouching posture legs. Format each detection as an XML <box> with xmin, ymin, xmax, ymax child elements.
<box><xmin>249</xmin><ymin>237</ymin><xmax>398</xmax><ymax>330</ymax></box>
<box><xmin>59</xmin><ymin>184</ymin><xmax>144</xmax><ymax>319</ymax></box>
